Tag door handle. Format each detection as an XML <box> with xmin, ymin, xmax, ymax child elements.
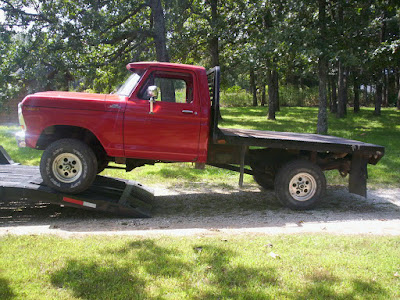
<box><xmin>182</xmin><ymin>110</ymin><xmax>194</xmax><ymax>114</ymax></box>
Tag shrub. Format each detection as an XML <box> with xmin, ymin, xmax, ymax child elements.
<box><xmin>279</xmin><ymin>85</ymin><xmax>319</xmax><ymax>107</ymax></box>
<box><xmin>220</xmin><ymin>86</ymin><xmax>253</xmax><ymax>107</ymax></box>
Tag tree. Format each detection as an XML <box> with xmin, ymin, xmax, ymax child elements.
<box><xmin>250</xmin><ymin>65</ymin><xmax>257</xmax><ymax>106</ymax></box>
<box><xmin>0</xmin><ymin>0</ymin><xmax>171</xmax><ymax>95</ymax></box>
<box><xmin>150</xmin><ymin>0</ymin><xmax>170</xmax><ymax>62</ymax></box>
<box><xmin>1</xmin><ymin>0</ymin><xmax>399</xmax><ymax>121</ymax></box>
<box><xmin>317</xmin><ymin>0</ymin><xmax>328</xmax><ymax>134</ymax></box>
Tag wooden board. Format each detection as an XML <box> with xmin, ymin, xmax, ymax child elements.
<box><xmin>220</xmin><ymin>127</ymin><xmax>385</xmax><ymax>159</ymax></box>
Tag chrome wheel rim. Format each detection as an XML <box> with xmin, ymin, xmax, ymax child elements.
<box><xmin>52</xmin><ymin>153</ymin><xmax>82</xmax><ymax>183</ymax></box>
<box><xmin>288</xmin><ymin>172</ymin><xmax>317</xmax><ymax>201</ymax></box>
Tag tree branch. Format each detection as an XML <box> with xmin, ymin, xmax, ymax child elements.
<box><xmin>0</xmin><ymin>0</ymin><xmax>53</xmax><ymax>23</ymax></box>
<box><xmin>100</xmin><ymin>3</ymin><xmax>148</xmax><ymax>34</ymax></box>
<box><xmin>101</xmin><ymin>28</ymin><xmax>154</xmax><ymax>44</ymax></box>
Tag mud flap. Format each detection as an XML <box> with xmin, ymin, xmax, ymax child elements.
<box><xmin>348</xmin><ymin>151</ymin><xmax>368</xmax><ymax>197</ymax></box>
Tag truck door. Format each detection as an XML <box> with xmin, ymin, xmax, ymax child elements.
<box><xmin>123</xmin><ymin>69</ymin><xmax>201</xmax><ymax>162</ymax></box>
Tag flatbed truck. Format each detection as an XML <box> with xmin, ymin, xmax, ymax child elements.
<box><xmin>14</xmin><ymin>62</ymin><xmax>384</xmax><ymax>210</ymax></box>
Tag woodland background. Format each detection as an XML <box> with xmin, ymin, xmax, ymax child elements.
<box><xmin>0</xmin><ymin>0</ymin><xmax>399</xmax><ymax>133</ymax></box>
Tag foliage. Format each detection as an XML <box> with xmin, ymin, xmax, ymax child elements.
<box><xmin>220</xmin><ymin>85</ymin><xmax>320</xmax><ymax>107</ymax></box>
<box><xmin>0</xmin><ymin>0</ymin><xmax>399</xmax><ymax>125</ymax></box>
<box><xmin>279</xmin><ymin>85</ymin><xmax>319</xmax><ymax>107</ymax></box>
<box><xmin>220</xmin><ymin>87</ymin><xmax>253</xmax><ymax>107</ymax></box>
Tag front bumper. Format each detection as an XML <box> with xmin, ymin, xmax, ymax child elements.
<box><xmin>15</xmin><ymin>131</ymin><xmax>26</xmax><ymax>148</ymax></box>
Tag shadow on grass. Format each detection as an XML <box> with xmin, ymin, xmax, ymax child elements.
<box><xmin>51</xmin><ymin>259</ymin><xmax>147</xmax><ymax>300</ymax></box>
<box><xmin>110</xmin><ymin>240</ymin><xmax>191</xmax><ymax>278</ymax></box>
<box><xmin>190</xmin><ymin>244</ymin><xmax>279</xmax><ymax>299</ymax></box>
<box><xmin>294</xmin><ymin>274</ymin><xmax>388</xmax><ymax>299</ymax></box>
<box><xmin>51</xmin><ymin>240</ymin><xmax>280</xmax><ymax>299</ymax></box>
<box><xmin>0</xmin><ymin>277</ymin><xmax>15</xmax><ymax>299</ymax></box>
<box><xmin>49</xmin><ymin>240</ymin><xmax>391</xmax><ymax>299</ymax></box>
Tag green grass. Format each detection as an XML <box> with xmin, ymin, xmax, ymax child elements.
<box><xmin>1</xmin><ymin>106</ymin><xmax>399</xmax><ymax>188</ymax></box>
<box><xmin>0</xmin><ymin>234</ymin><xmax>399</xmax><ymax>299</ymax></box>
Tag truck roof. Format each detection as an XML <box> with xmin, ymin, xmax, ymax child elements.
<box><xmin>126</xmin><ymin>62</ymin><xmax>206</xmax><ymax>72</ymax></box>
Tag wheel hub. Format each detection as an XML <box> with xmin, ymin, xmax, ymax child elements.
<box><xmin>288</xmin><ymin>172</ymin><xmax>317</xmax><ymax>201</ymax></box>
<box><xmin>52</xmin><ymin>153</ymin><xmax>83</xmax><ymax>183</ymax></box>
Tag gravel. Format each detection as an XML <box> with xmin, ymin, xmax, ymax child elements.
<box><xmin>1</xmin><ymin>185</ymin><xmax>399</xmax><ymax>236</ymax></box>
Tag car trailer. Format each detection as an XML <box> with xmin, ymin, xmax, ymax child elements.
<box><xmin>0</xmin><ymin>146</ymin><xmax>154</xmax><ymax>218</ymax></box>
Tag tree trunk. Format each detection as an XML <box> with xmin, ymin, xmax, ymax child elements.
<box><xmin>382</xmin><ymin>70</ymin><xmax>388</xmax><ymax>107</ymax></box>
<box><xmin>398</xmin><ymin>25</ymin><xmax>400</xmax><ymax>110</ymax></box>
<box><xmin>273</xmin><ymin>70</ymin><xmax>280</xmax><ymax>111</ymax></box>
<box><xmin>388</xmin><ymin>69</ymin><xmax>396</xmax><ymax>107</ymax></box>
<box><xmin>337</xmin><ymin>62</ymin><xmax>347</xmax><ymax>118</ymax></box>
<box><xmin>363</xmin><ymin>83</ymin><xmax>369</xmax><ymax>106</ymax></box>
<box><xmin>375</xmin><ymin>9</ymin><xmax>386</xmax><ymax>113</ymax></box>
<box><xmin>336</xmin><ymin>3</ymin><xmax>347</xmax><ymax>118</ymax></box>
<box><xmin>353</xmin><ymin>72</ymin><xmax>360</xmax><ymax>113</ymax></box>
<box><xmin>397</xmin><ymin>71</ymin><xmax>400</xmax><ymax>110</ymax></box>
<box><xmin>330</xmin><ymin>75</ymin><xmax>337</xmax><ymax>113</ymax></box>
<box><xmin>344</xmin><ymin>68</ymin><xmax>348</xmax><ymax>114</ymax></box>
<box><xmin>150</xmin><ymin>0</ymin><xmax>169</xmax><ymax>62</ymax></box>
<box><xmin>250</xmin><ymin>67</ymin><xmax>257</xmax><ymax>106</ymax></box>
<box><xmin>261</xmin><ymin>84</ymin><xmax>266</xmax><ymax>106</ymax></box>
<box><xmin>317</xmin><ymin>56</ymin><xmax>328</xmax><ymax>134</ymax></box>
<box><xmin>209</xmin><ymin>0</ymin><xmax>219</xmax><ymax>67</ymax></box>
<box><xmin>316</xmin><ymin>0</ymin><xmax>328</xmax><ymax>134</ymax></box>
<box><xmin>328</xmin><ymin>74</ymin><xmax>332</xmax><ymax>110</ymax></box>
<box><xmin>374</xmin><ymin>80</ymin><xmax>382</xmax><ymax>116</ymax></box>
<box><xmin>267</xmin><ymin>70</ymin><xmax>276</xmax><ymax>120</ymax></box>
<box><xmin>209</xmin><ymin>0</ymin><xmax>222</xmax><ymax>120</ymax></box>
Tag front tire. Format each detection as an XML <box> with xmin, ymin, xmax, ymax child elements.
<box><xmin>40</xmin><ymin>139</ymin><xmax>98</xmax><ymax>194</ymax></box>
<box><xmin>274</xmin><ymin>159</ymin><xmax>326</xmax><ymax>210</ymax></box>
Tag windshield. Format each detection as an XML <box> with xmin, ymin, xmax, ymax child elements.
<box><xmin>116</xmin><ymin>72</ymin><xmax>142</xmax><ymax>96</ymax></box>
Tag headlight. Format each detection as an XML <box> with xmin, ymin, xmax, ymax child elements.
<box><xmin>18</xmin><ymin>102</ymin><xmax>26</xmax><ymax>131</ymax></box>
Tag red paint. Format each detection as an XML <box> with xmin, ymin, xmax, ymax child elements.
<box><xmin>63</xmin><ymin>197</ymin><xmax>84</xmax><ymax>206</ymax></box>
<box><xmin>20</xmin><ymin>62</ymin><xmax>211</xmax><ymax>163</ymax></box>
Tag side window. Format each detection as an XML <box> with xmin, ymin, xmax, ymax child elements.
<box><xmin>138</xmin><ymin>71</ymin><xmax>193</xmax><ymax>104</ymax></box>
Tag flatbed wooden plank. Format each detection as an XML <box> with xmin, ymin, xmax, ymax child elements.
<box><xmin>220</xmin><ymin>127</ymin><xmax>385</xmax><ymax>157</ymax></box>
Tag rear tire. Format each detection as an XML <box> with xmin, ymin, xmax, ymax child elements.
<box><xmin>40</xmin><ymin>138</ymin><xmax>98</xmax><ymax>194</ymax></box>
<box><xmin>274</xmin><ymin>159</ymin><xmax>326</xmax><ymax>210</ymax></box>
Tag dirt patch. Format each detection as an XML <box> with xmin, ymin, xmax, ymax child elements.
<box><xmin>0</xmin><ymin>185</ymin><xmax>399</xmax><ymax>236</ymax></box>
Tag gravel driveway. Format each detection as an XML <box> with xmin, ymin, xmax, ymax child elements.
<box><xmin>1</xmin><ymin>185</ymin><xmax>399</xmax><ymax>236</ymax></box>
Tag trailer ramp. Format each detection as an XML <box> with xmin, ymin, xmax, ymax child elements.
<box><xmin>0</xmin><ymin>149</ymin><xmax>153</xmax><ymax>218</ymax></box>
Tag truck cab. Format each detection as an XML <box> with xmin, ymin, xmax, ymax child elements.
<box><xmin>121</xmin><ymin>62</ymin><xmax>210</xmax><ymax>163</ymax></box>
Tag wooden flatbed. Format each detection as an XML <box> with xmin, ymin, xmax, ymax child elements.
<box><xmin>220</xmin><ymin>127</ymin><xmax>384</xmax><ymax>160</ymax></box>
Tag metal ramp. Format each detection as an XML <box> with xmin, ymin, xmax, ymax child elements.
<box><xmin>0</xmin><ymin>146</ymin><xmax>154</xmax><ymax>218</ymax></box>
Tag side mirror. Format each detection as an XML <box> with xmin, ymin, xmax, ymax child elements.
<box><xmin>147</xmin><ymin>85</ymin><xmax>159</xmax><ymax>99</ymax></box>
<box><xmin>147</xmin><ymin>85</ymin><xmax>159</xmax><ymax>114</ymax></box>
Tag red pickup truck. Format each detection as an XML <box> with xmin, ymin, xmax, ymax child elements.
<box><xmin>17</xmin><ymin>62</ymin><xmax>384</xmax><ymax>210</ymax></box>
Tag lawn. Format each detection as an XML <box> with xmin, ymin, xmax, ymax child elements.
<box><xmin>0</xmin><ymin>107</ymin><xmax>399</xmax><ymax>299</ymax></box>
<box><xmin>0</xmin><ymin>234</ymin><xmax>399</xmax><ymax>299</ymax></box>
<box><xmin>1</xmin><ymin>106</ymin><xmax>398</xmax><ymax>188</ymax></box>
